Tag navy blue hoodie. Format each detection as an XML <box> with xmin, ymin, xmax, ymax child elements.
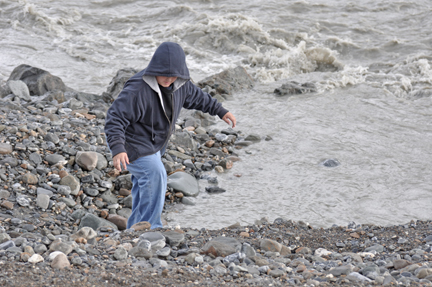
<box><xmin>104</xmin><ymin>42</ymin><xmax>228</xmax><ymax>162</ymax></box>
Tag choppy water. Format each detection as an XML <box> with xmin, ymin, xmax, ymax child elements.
<box><xmin>1</xmin><ymin>0</ymin><xmax>432</xmax><ymax>229</ymax></box>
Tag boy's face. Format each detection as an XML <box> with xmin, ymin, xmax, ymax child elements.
<box><xmin>156</xmin><ymin>76</ymin><xmax>177</xmax><ymax>87</ymax></box>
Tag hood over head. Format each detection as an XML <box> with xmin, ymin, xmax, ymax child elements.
<box><xmin>143</xmin><ymin>42</ymin><xmax>190</xmax><ymax>80</ymax></box>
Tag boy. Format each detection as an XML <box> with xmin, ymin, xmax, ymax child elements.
<box><xmin>105</xmin><ymin>42</ymin><xmax>236</xmax><ymax>229</ymax></box>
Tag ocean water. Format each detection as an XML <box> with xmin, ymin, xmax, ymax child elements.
<box><xmin>1</xmin><ymin>0</ymin><xmax>432</xmax><ymax>229</ymax></box>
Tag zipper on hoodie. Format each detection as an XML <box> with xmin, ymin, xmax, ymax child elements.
<box><xmin>159</xmin><ymin>92</ymin><xmax>174</xmax><ymax>151</ymax></box>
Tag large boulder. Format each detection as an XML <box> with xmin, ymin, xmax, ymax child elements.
<box><xmin>8</xmin><ymin>64</ymin><xmax>66</xmax><ymax>96</ymax></box>
<box><xmin>102</xmin><ymin>68</ymin><xmax>138</xmax><ymax>103</ymax></box>
<box><xmin>198</xmin><ymin>66</ymin><xmax>254</xmax><ymax>95</ymax></box>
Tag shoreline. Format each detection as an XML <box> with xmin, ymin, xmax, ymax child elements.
<box><xmin>0</xmin><ymin>65</ymin><xmax>431</xmax><ymax>286</ymax></box>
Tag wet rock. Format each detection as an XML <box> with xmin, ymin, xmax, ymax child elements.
<box><xmin>198</xmin><ymin>66</ymin><xmax>254</xmax><ymax>95</ymax></box>
<box><xmin>205</xmin><ymin>186</ymin><xmax>226</xmax><ymax>194</ymax></box>
<box><xmin>245</xmin><ymin>134</ymin><xmax>261</xmax><ymax>142</ymax></box>
<box><xmin>167</xmin><ymin>172</ymin><xmax>199</xmax><ymax>197</ymax></box>
<box><xmin>320</xmin><ymin>158</ymin><xmax>340</xmax><ymax>167</ymax></box>
<box><xmin>274</xmin><ymin>81</ymin><xmax>317</xmax><ymax>96</ymax></box>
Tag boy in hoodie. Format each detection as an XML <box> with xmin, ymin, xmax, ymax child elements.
<box><xmin>105</xmin><ymin>42</ymin><xmax>236</xmax><ymax>229</ymax></box>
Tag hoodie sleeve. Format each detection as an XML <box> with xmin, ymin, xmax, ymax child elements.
<box><xmin>104</xmin><ymin>87</ymin><xmax>142</xmax><ymax>157</ymax></box>
<box><xmin>182</xmin><ymin>82</ymin><xmax>229</xmax><ymax>118</ymax></box>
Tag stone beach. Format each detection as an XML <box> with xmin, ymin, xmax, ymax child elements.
<box><xmin>1</xmin><ymin>65</ymin><xmax>432</xmax><ymax>286</ymax></box>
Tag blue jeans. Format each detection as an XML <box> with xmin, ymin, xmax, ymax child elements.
<box><xmin>126</xmin><ymin>151</ymin><xmax>167</xmax><ymax>229</ymax></box>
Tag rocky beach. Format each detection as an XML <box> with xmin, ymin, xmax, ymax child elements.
<box><xmin>1</xmin><ymin>65</ymin><xmax>432</xmax><ymax>286</ymax></box>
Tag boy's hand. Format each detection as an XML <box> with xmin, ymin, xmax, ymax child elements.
<box><xmin>222</xmin><ymin>112</ymin><xmax>236</xmax><ymax>128</ymax></box>
<box><xmin>113</xmin><ymin>152</ymin><xmax>129</xmax><ymax>171</ymax></box>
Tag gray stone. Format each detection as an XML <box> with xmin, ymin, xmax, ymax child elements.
<box><xmin>137</xmin><ymin>240</ymin><xmax>151</xmax><ymax>251</ymax></box>
<box><xmin>117</xmin><ymin>208</ymin><xmax>131</xmax><ymax>219</ymax></box>
<box><xmin>57</xmin><ymin>185</ymin><xmax>71</xmax><ymax>196</ymax></box>
<box><xmin>100</xmin><ymin>190</ymin><xmax>118</xmax><ymax>204</ymax></box>
<box><xmin>7</xmin><ymin>80</ymin><xmax>31</xmax><ymax>101</ymax></box>
<box><xmin>364</xmin><ymin>244</ymin><xmax>384</xmax><ymax>253</ymax></box>
<box><xmin>115</xmin><ymin>174</ymin><xmax>132</xmax><ymax>190</ymax></box>
<box><xmin>0</xmin><ymin>190</ymin><xmax>10</xmax><ymax>199</ymax></box>
<box><xmin>45</xmin><ymin>154</ymin><xmax>66</xmax><ymax>166</ymax></box>
<box><xmin>139</xmin><ymin>232</ymin><xmax>166</xmax><ymax>251</ymax></box>
<box><xmin>57</xmin><ymin>197</ymin><xmax>76</xmax><ymax>207</ymax></box>
<box><xmin>78</xmin><ymin>213</ymin><xmax>118</xmax><ymax>230</ymax></box>
<box><xmin>22</xmin><ymin>173</ymin><xmax>38</xmax><ymax>184</ymax></box>
<box><xmin>167</xmin><ymin>150</ymin><xmax>192</xmax><ymax>160</ymax></box>
<box><xmin>83</xmin><ymin>187</ymin><xmax>99</xmax><ymax>197</ymax></box>
<box><xmin>102</xmin><ymin>68</ymin><xmax>138</xmax><ymax>102</ymax></box>
<box><xmin>34</xmin><ymin>244</ymin><xmax>47</xmax><ymax>254</ymax></box>
<box><xmin>17</xmin><ymin>195</ymin><xmax>30</xmax><ymax>206</ymax></box>
<box><xmin>347</xmin><ymin>272</ymin><xmax>373</xmax><ymax>282</ymax></box>
<box><xmin>170</xmin><ymin>131</ymin><xmax>197</xmax><ymax>151</ymax></box>
<box><xmin>128</xmin><ymin>246</ymin><xmax>152</xmax><ymax>259</ymax></box>
<box><xmin>329</xmin><ymin>265</ymin><xmax>352</xmax><ymax>276</ymax></box>
<box><xmin>0</xmin><ymin>240</ymin><xmax>14</xmax><ymax>250</ymax></box>
<box><xmin>51</xmin><ymin>252</ymin><xmax>70</xmax><ymax>269</ymax></box>
<box><xmin>96</xmin><ymin>153</ymin><xmax>108</xmax><ymax>170</ymax></box>
<box><xmin>0</xmin><ymin>157</ymin><xmax>18</xmax><ymax>167</ymax></box>
<box><xmin>71</xmin><ymin>209</ymin><xmax>87</xmax><ymax>220</ymax></box>
<box><xmin>0</xmin><ymin>143</ymin><xmax>13</xmax><ymax>155</ymax></box>
<box><xmin>37</xmin><ymin>188</ymin><xmax>54</xmax><ymax>197</ymax></box>
<box><xmin>181</xmin><ymin>197</ymin><xmax>196</xmax><ymax>205</ymax></box>
<box><xmin>123</xmin><ymin>195</ymin><xmax>132</xmax><ymax>208</ymax></box>
<box><xmin>75</xmin><ymin>151</ymin><xmax>98</xmax><ymax>171</ymax></box>
<box><xmin>45</xmin><ymin>133</ymin><xmax>59</xmax><ymax>144</ymax></box>
<box><xmin>36</xmin><ymin>193</ymin><xmax>50</xmax><ymax>209</ymax></box>
<box><xmin>162</xmin><ymin>231</ymin><xmax>185</xmax><ymax>247</ymax></box>
<box><xmin>245</xmin><ymin>134</ymin><xmax>261</xmax><ymax>142</ymax></box>
<box><xmin>59</xmin><ymin>175</ymin><xmax>80</xmax><ymax>195</ymax></box>
<box><xmin>209</xmin><ymin>147</ymin><xmax>225</xmax><ymax>157</ymax></box>
<box><xmin>156</xmin><ymin>247</ymin><xmax>171</xmax><ymax>257</ymax></box>
<box><xmin>114</xmin><ymin>247</ymin><xmax>128</xmax><ymax>260</ymax></box>
<box><xmin>29</xmin><ymin>152</ymin><xmax>42</xmax><ymax>165</ymax></box>
<box><xmin>71</xmin><ymin>227</ymin><xmax>97</xmax><ymax>240</ymax></box>
<box><xmin>202</xmin><ymin>236</ymin><xmax>241</xmax><ymax>257</ymax></box>
<box><xmin>274</xmin><ymin>81</ymin><xmax>317</xmax><ymax>96</ymax></box>
<box><xmin>49</xmin><ymin>241</ymin><xmax>74</xmax><ymax>255</ymax></box>
<box><xmin>8</xmin><ymin>64</ymin><xmax>66</xmax><ymax>96</ymax></box>
<box><xmin>269</xmin><ymin>269</ymin><xmax>286</xmax><ymax>278</ymax></box>
<box><xmin>321</xmin><ymin>158</ymin><xmax>340</xmax><ymax>167</ymax></box>
<box><xmin>69</xmin><ymin>98</ymin><xmax>83</xmax><ymax>110</ymax></box>
<box><xmin>198</xmin><ymin>66</ymin><xmax>254</xmax><ymax>95</ymax></box>
<box><xmin>167</xmin><ymin>172</ymin><xmax>199</xmax><ymax>197</ymax></box>
<box><xmin>242</xmin><ymin>243</ymin><xmax>256</xmax><ymax>258</ymax></box>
